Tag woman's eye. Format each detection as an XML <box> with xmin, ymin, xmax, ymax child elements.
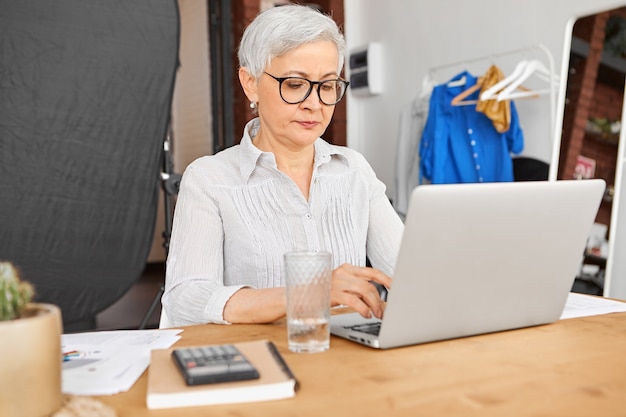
<box><xmin>285</xmin><ymin>79</ymin><xmax>307</xmax><ymax>90</ymax></box>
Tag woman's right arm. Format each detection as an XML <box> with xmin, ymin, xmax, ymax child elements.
<box><xmin>222</xmin><ymin>287</ymin><xmax>286</xmax><ymax>323</ymax></box>
<box><xmin>161</xmin><ymin>163</ymin><xmax>249</xmax><ymax>326</ymax></box>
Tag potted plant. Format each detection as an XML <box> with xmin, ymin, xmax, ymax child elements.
<box><xmin>0</xmin><ymin>261</ymin><xmax>63</xmax><ymax>417</ymax></box>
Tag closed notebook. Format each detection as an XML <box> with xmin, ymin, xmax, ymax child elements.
<box><xmin>146</xmin><ymin>339</ymin><xmax>297</xmax><ymax>409</ymax></box>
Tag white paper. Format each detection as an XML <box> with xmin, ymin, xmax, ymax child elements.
<box><xmin>62</xmin><ymin>329</ymin><xmax>182</xmax><ymax>395</ymax></box>
<box><xmin>560</xmin><ymin>292</ymin><xmax>626</xmax><ymax>320</ymax></box>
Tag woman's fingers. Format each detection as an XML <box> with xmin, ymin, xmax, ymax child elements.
<box><xmin>331</xmin><ymin>264</ymin><xmax>392</xmax><ymax>319</ymax></box>
<box><xmin>332</xmin><ymin>282</ymin><xmax>382</xmax><ymax>318</ymax></box>
<box><xmin>338</xmin><ymin>264</ymin><xmax>392</xmax><ymax>289</ymax></box>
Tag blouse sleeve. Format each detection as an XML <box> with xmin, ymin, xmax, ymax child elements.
<box><xmin>161</xmin><ymin>163</ymin><xmax>248</xmax><ymax>326</ymax></box>
<box><xmin>363</xmin><ymin>157</ymin><xmax>405</xmax><ymax>277</ymax></box>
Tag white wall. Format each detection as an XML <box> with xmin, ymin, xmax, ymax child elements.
<box><xmin>343</xmin><ymin>0</ymin><xmax>626</xmax><ymax>197</ymax></box>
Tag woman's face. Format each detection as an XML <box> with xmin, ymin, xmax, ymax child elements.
<box><xmin>252</xmin><ymin>40</ymin><xmax>340</xmax><ymax>150</ymax></box>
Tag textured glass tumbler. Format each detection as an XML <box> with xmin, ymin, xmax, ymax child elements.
<box><xmin>284</xmin><ymin>251</ymin><xmax>332</xmax><ymax>353</ymax></box>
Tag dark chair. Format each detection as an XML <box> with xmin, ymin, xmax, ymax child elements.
<box><xmin>512</xmin><ymin>157</ymin><xmax>550</xmax><ymax>181</ymax></box>
<box><xmin>0</xmin><ymin>0</ymin><xmax>180</xmax><ymax>331</ymax></box>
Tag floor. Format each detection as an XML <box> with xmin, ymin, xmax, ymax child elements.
<box><xmin>94</xmin><ymin>262</ymin><xmax>165</xmax><ymax>331</ymax></box>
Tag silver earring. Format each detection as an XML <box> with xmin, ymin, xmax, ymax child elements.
<box><xmin>249</xmin><ymin>101</ymin><xmax>257</xmax><ymax>110</ymax></box>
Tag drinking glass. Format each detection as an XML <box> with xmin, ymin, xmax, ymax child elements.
<box><xmin>284</xmin><ymin>251</ymin><xmax>332</xmax><ymax>353</ymax></box>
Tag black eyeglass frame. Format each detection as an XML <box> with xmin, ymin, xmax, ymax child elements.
<box><xmin>263</xmin><ymin>72</ymin><xmax>350</xmax><ymax>106</ymax></box>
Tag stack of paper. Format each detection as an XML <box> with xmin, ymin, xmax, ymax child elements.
<box><xmin>560</xmin><ymin>292</ymin><xmax>626</xmax><ymax>319</ymax></box>
<box><xmin>62</xmin><ymin>329</ymin><xmax>182</xmax><ymax>395</ymax></box>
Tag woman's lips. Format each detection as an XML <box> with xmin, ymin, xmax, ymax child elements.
<box><xmin>297</xmin><ymin>121</ymin><xmax>319</xmax><ymax>129</ymax></box>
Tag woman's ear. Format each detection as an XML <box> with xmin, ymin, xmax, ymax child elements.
<box><xmin>238</xmin><ymin>67</ymin><xmax>258</xmax><ymax>103</ymax></box>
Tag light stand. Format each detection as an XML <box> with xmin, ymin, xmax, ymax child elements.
<box><xmin>138</xmin><ymin>133</ymin><xmax>181</xmax><ymax>329</ymax></box>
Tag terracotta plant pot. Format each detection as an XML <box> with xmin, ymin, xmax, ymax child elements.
<box><xmin>0</xmin><ymin>303</ymin><xmax>63</xmax><ymax>417</ymax></box>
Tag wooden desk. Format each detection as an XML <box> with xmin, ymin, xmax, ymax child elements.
<box><xmin>98</xmin><ymin>312</ymin><xmax>626</xmax><ymax>417</ymax></box>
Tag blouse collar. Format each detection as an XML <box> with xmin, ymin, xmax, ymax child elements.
<box><xmin>238</xmin><ymin>118</ymin><xmax>346</xmax><ymax>182</ymax></box>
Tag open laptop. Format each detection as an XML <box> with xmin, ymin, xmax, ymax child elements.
<box><xmin>330</xmin><ymin>179</ymin><xmax>606</xmax><ymax>349</ymax></box>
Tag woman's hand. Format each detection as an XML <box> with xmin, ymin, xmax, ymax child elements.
<box><xmin>331</xmin><ymin>264</ymin><xmax>392</xmax><ymax>320</ymax></box>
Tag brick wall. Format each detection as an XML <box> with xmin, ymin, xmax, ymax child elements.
<box><xmin>231</xmin><ymin>0</ymin><xmax>261</xmax><ymax>145</ymax></box>
<box><xmin>559</xmin><ymin>10</ymin><xmax>626</xmax><ymax>232</ymax></box>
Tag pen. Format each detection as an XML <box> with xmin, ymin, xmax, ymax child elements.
<box><xmin>266</xmin><ymin>341</ymin><xmax>300</xmax><ymax>391</ymax></box>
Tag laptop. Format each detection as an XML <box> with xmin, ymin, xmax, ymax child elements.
<box><xmin>330</xmin><ymin>179</ymin><xmax>606</xmax><ymax>349</ymax></box>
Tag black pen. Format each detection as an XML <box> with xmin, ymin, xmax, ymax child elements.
<box><xmin>266</xmin><ymin>341</ymin><xmax>300</xmax><ymax>391</ymax></box>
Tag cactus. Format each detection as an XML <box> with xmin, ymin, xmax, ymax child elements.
<box><xmin>0</xmin><ymin>261</ymin><xmax>35</xmax><ymax>321</ymax></box>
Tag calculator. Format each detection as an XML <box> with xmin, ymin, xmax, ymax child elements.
<box><xmin>172</xmin><ymin>344</ymin><xmax>260</xmax><ymax>386</ymax></box>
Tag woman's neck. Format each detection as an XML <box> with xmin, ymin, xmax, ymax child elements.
<box><xmin>253</xmin><ymin>131</ymin><xmax>315</xmax><ymax>200</ymax></box>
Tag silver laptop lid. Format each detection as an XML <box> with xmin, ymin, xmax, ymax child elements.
<box><xmin>335</xmin><ymin>180</ymin><xmax>605</xmax><ymax>349</ymax></box>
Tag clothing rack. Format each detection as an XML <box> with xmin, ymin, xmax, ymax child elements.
<box><xmin>427</xmin><ymin>44</ymin><xmax>558</xmax><ymax>136</ymax></box>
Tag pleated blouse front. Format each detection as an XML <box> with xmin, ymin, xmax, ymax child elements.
<box><xmin>163</xmin><ymin>118</ymin><xmax>404</xmax><ymax>325</ymax></box>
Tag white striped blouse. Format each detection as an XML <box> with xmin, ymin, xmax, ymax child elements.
<box><xmin>162</xmin><ymin>118</ymin><xmax>404</xmax><ymax>325</ymax></box>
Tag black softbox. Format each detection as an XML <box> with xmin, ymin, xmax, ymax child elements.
<box><xmin>0</xmin><ymin>0</ymin><xmax>180</xmax><ymax>330</ymax></box>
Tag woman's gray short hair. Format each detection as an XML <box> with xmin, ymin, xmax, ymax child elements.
<box><xmin>238</xmin><ymin>4</ymin><xmax>346</xmax><ymax>79</ymax></box>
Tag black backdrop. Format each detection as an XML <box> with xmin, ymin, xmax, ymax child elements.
<box><xmin>0</xmin><ymin>0</ymin><xmax>180</xmax><ymax>329</ymax></box>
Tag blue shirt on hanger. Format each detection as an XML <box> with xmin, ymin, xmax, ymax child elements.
<box><xmin>419</xmin><ymin>71</ymin><xmax>524</xmax><ymax>184</ymax></box>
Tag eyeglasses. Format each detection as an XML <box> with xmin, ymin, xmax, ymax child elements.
<box><xmin>264</xmin><ymin>72</ymin><xmax>349</xmax><ymax>106</ymax></box>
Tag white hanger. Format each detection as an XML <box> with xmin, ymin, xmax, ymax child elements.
<box><xmin>496</xmin><ymin>59</ymin><xmax>553</xmax><ymax>101</ymax></box>
<box><xmin>419</xmin><ymin>74</ymin><xmax>438</xmax><ymax>99</ymax></box>
<box><xmin>480</xmin><ymin>60</ymin><xmax>529</xmax><ymax>100</ymax></box>
<box><xmin>447</xmin><ymin>75</ymin><xmax>467</xmax><ymax>88</ymax></box>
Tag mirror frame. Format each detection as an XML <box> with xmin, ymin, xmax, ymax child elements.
<box><xmin>550</xmin><ymin>6</ymin><xmax>626</xmax><ymax>299</ymax></box>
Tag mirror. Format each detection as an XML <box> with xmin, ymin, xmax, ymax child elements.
<box><xmin>556</xmin><ymin>6</ymin><xmax>626</xmax><ymax>297</ymax></box>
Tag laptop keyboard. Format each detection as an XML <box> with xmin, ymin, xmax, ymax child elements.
<box><xmin>346</xmin><ymin>322</ymin><xmax>381</xmax><ymax>336</ymax></box>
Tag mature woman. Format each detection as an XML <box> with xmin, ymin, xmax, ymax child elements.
<box><xmin>161</xmin><ymin>4</ymin><xmax>404</xmax><ymax>326</ymax></box>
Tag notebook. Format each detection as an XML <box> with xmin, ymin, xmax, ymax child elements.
<box><xmin>146</xmin><ymin>340</ymin><xmax>298</xmax><ymax>409</ymax></box>
<box><xmin>330</xmin><ymin>179</ymin><xmax>606</xmax><ymax>349</ymax></box>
